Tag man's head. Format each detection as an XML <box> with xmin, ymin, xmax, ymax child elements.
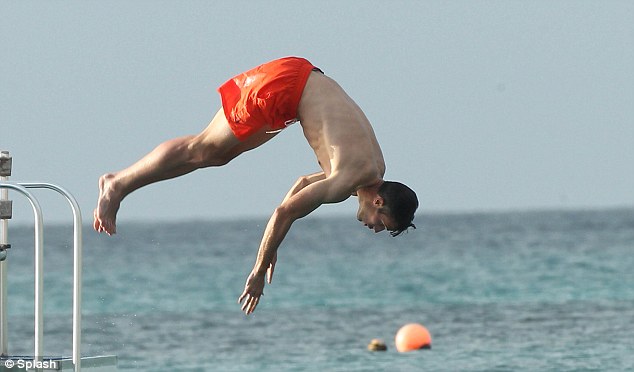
<box><xmin>357</xmin><ymin>181</ymin><xmax>419</xmax><ymax>236</ymax></box>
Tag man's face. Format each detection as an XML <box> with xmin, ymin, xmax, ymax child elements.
<box><xmin>357</xmin><ymin>200</ymin><xmax>396</xmax><ymax>234</ymax></box>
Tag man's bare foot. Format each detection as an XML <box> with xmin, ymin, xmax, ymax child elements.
<box><xmin>93</xmin><ymin>173</ymin><xmax>121</xmax><ymax>235</ymax></box>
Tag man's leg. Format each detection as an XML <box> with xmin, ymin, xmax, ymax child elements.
<box><xmin>93</xmin><ymin>108</ymin><xmax>278</xmax><ymax>234</ymax></box>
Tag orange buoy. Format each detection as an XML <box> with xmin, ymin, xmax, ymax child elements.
<box><xmin>395</xmin><ymin>323</ymin><xmax>432</xmax><ymax>352</ymax></box>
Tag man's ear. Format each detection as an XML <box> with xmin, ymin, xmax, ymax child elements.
<box><xmin>373</xmin><ymin>196</ymin><xmax>385</xmax><ymax>207</ymax></box>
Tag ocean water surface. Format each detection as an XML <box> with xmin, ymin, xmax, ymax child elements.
<box><xmin>3</xmin><ymin>209</ymin><xmax>634</xmax><ymax>371</ymax></box>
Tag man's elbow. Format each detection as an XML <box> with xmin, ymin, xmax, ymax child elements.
<box><xmin>273</xmin><ymin>204</ymin><xmax>294</xmax><ymax>222</ymax></box>
<box><xmin>274</xmin><ymin>203</ymin><xmax>308</xmax><ymax>222</ymax></box>
<box><xmin>296</xmin><ymin>176</ymin><xmax>309</xmax><ymax>189</ymax></box>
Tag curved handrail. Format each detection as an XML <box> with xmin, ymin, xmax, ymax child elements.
<box><xmin>0</xmin><ymin>182</ymin><xmax>82</xmax><ymax>372</ymax></box>
<box><xmin>0</xmin><ymin>182</ymin><xmax>44</xmax><ymax>368</ymax></box>
<box><xmin>21</xmin><ymin>183</ymin><xmax>82</xmax><ymax>372</ymax></box>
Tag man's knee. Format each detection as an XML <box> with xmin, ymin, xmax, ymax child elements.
<box><xmin>187</xmin><ymin>139</ymin><xmax>233</xmax><ymax>167</ymax></box>
<box><xmin>202</xmin><ymin>149</ymin><xmax>233</xmax><ymax>167</ymax></box>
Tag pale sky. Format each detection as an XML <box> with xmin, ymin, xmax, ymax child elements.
<box><xmin>2</xmin><ymin>1</ymin><xmax>633</xmax><ymax>225</ymax></box>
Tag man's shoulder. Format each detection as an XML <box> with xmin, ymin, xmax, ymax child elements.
<box><xmin>327</xmin><ymin>165</ymin><xmax>381</xmax><ymax>192</ymax></box>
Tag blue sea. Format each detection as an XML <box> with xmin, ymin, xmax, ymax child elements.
<box><xmin>3</xmin><ymin>209</ymin><xmax>634</xmax><ymax>371</ymax></box>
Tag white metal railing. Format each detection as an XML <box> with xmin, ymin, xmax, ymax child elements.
<box><xmin>0</xmin><ymin>181</ymin><xmax>83</xmax><ymax>372</ymax></box>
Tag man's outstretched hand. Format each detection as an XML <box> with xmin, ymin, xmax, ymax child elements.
<box><xmin>238</xmin><ymin>271</ymin><xmax>265</xmax><ymax>315</ymax></box>
<box><xmin>238</xmin><ymin>253</ymin><xmax>277</xmax><ymax>315</ymax></box>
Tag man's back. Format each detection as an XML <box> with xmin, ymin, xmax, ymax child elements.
<box><xmin>297</xmin><ymin>71</ymin><xmax>386</xmax><ymax>192</ymax></box>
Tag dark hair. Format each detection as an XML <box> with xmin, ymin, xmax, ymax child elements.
<box><xmin>378</xmin><ymin>181</ymin><xmax>419</xmax><ymax>237</ymax></box>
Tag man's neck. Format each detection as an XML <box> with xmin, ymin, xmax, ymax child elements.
<box><xmin>355</xmin><ymin>180</ymin><xmax>383</xmax><ymax>198</ymax></box>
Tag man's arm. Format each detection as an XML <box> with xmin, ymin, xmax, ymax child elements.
<box><xmin>238</xmin><ymin>175</ymin><xmax>350</xmax><ymax>314</ymax></box>
<box><xmin>281</xmin><ymin>172</ymin><xmax>326</xmax><ymax>203</ymax></box>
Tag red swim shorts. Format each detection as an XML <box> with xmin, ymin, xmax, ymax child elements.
<box><xmin>217</xmin><ymin>57</ymin><xmax>317</xmax><ymax>141</ymax></box>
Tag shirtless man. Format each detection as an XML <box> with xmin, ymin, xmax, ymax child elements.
<box><xmin>93</xmin><ymin>57</ymin><xmax>418</xmax><ymax>314</ymax></box>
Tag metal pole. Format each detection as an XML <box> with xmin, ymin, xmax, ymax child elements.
<box><xmin>22</xmin><ymin>183</ymin><xmax>82</xmax><ymax>372</ymax></box>
<box><xmin>0</xmin><ymin>183</ymin><xmax>44</xmax><ymax>367</ymax></box>
<box><xmin>0</xmin><ymin>214</ymin><xmax>7</xmax><ymax>357</ymax></box>
<box><xmin>0</xmin><ymin>151</ymin><xmax>11</xmax><ymax>356</ymax></box>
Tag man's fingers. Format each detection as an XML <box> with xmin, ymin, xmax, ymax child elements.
<box><xmin>238</xmin><ymin>291</ymin><xmax>247</xmax><ymax>304</ymax></box>
<box><xmin>240</xmin><ymin>295</ymin><xmax>259</xmax><ymax>314</ymax></box>
<box><xmin>248</xmin><ymin>297</ymin><xmax>259</xmax><ymax>314</ymax></box>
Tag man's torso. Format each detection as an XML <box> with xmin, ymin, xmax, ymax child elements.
<box><xmin>297</xmin><ymin>71</ymin><xmax>386</xmax><ymax>192</ymax></box>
